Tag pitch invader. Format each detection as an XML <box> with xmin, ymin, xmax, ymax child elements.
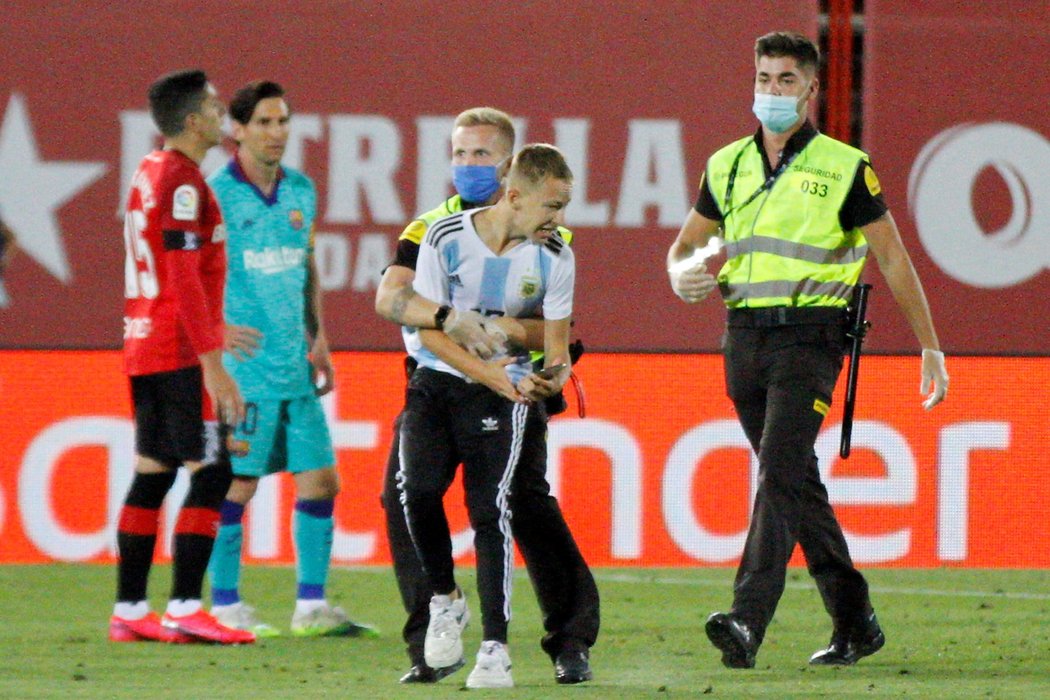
<box><xmin>110</xmin><ymin>69</ymin><xmax>253</xmax><ymax>645</ymax></box>
<box><xmin>399</xmin><ymin>144</ymin><xmax>578</xmax><ymax>688</ymax></box>
<box><xmin>375</xmin><ymin>108</ymin><xmax>598</xmax><ymax>686</ymax></box>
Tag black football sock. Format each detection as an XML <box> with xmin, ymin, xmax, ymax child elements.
<box><xmin>116</xmin><ymin>471</ymin><xmax>176</xmax><ymax>603</ymax></box>
<box><xmin>170</xmin><ymin>463</ymin><xmax>232</xmax><ymax>602</ymax></box>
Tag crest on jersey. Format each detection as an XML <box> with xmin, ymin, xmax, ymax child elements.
<box><xmin>288</xmin><ymin>209</ymin><xmax>304</xmax><ymax>230</ymax></box>
<box><xmin>519</xmin><ymin>275</ymin><xmax>539</xmax><ymax>298</ymax></box>
<box><xmin>172</xmin><ymin>184</ymin><xmax>199</xmax><ymax>221</ymax></box>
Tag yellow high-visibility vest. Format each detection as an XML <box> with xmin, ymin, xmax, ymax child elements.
<box><xmin>705</xmin><ymin>133</ymin><xmax>870</xmax><ymax>309</ymax></box>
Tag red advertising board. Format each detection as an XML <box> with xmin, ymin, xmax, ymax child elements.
<box><xmin>5</xmin><ymin>2</ymin><xmax>1042</xmax><ymax>354</ymax></box>
<box><xmin>27</xmin><ymin>1</ymin><xmax>1026</xmax><ymax>356</ymax></box>
<box><xmin>864</xmin><ymin>0</ymin><xmax>1050</xmax><ymax>354</ymax></box>
<box><xmin>1</xmin><ymin>351</ymin><xmax>1046</xmax><ymax>567</ymax></box>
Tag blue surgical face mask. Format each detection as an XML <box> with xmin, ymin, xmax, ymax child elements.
<box><xmin>752</xmin><ymin>92</ymin><xmax>804</xmax><ymax>133</ymax></box>
<box><xmin>451</xmin><ymin>164</ymin><xmax>501</xmax><ymax>204</ymax></box>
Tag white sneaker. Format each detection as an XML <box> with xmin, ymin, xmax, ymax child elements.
<box><xmin>424</xmin><ymin>592</ymin><xmax>470</xmax><ymax>669</ymax></box>
<box><xmin>466</xmin><ymin>640</ymin><xmax>513</xmax><ymax>689</ymax></box>
<box><xmin>290</xmin><ymin>603</ymin><xmax>379</xmax><ymax>638</ymax></box>
<box><xmin>211</xmin><ymin>602</ymin><xmax>280</xmax><ymax>638</ymax></box>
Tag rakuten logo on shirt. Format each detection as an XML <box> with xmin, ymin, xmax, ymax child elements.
<box><xmin>243</xmin><ymin>247</ymin><xmax>306</xmax><ymax>274</ymax></box>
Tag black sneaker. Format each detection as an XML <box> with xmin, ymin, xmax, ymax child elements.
<box><xmin>398</xmin><ymin>659</ymin><xmax>465</xmax><ymax>684</ymax></box>
<box><xmin>809</xmin><ymin>612</ymin><xmax>885</xmax><ymax>666</ymax></box>
<box><xmin>554</xmin><ymin>650</ymin><xmax>593</xmax><ymax>684</ymax></box>
<box><xmin>705</xmin><ymin>612</ymin><xmax>758</xmax><ymax>669</ymax></box>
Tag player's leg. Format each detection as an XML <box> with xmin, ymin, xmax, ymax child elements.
<box><xmin>162</xmin><ymin>460</ymin><xmax>253</xmax><ymax>643</ymax></box>
<box><xmin>169</xmin><ymin>456</ymin><xmax>231</xmax><ymax>606</ymax></box>
<box><xmin>160</xmin><ymin>367</ymin><xmax>253</xmax><ymax>644</ymax></box>
<box><xmin>510</xmin><ymin>407</ymin><xmax>598</xmax><ymax>683</ymax></box>
<box><xmin>115</xmin><ymin>458</ymin><xmax>176</xmax><ymax>609</ymax></box>
<box><xmin>112</xmin><ymin>461</ymin><xmax>183</xmax><ymax>642</ymax></box>
<box><xmin>208</xmin><ymin>400</ymin><xmax>279</xmax><ymax>636</ymax></box>
<box><xmin>286</xmin><ymin>393</ymin><xmax>377</xmax><ymax>637</ymax></box>
<box><xmin>111</xmin><ymin>370</ymin><xmax>190</xmax><ymax>643</ymax></box>
<box><xmin>208</xmin><ymin>475</ymin><xmax>280</xmax><ymax>636</ymax></box>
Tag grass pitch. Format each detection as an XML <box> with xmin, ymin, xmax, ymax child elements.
<box><xmin>0</xmin><ymin>565</ymin><xmax>1046</xmax><ymax>698</ymax></box>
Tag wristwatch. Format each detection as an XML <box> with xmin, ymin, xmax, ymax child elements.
<box><xmin>434</xmin><ymin>305</ymin><xmax>452</xmax><ymax>330</ymax></box>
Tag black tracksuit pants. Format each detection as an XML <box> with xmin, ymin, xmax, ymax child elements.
<box><xmin>383</xmin><ymin>368</ymin><xmax>599</xmax><ymax>661</ymax></box>
<box><xmin>723</xmin><ymin>314</ymin><xmax>873</xmax><ymax>644</ymax></box>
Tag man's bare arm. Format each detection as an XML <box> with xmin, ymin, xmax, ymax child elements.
<box><xmin>862</xmin><ymin>211</ymin><xmax>948</xmax><ymax>409</ymax></box>
<box><xmin>862</xmin><ymin>212</ymin><xmax>940</xmax><ymax>350</ymax></box>
<box><xmin>307</xmin><ymin>250</ymin><xmax>335</xmax><ymax>395</ymax></box>
<box><xmin>375</xmin><ymin>264</ymin><xmax>441</xmax><ymax>327</ymax></box>
<box><xmin>375</xmin><ymin>263</ymin><xmax>502</xmax><ymax>358</ymax></box>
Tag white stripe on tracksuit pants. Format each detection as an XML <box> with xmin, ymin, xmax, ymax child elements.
<box><xmin>398</xmin><ymin>367</ymin><xmax>538</xmax><ymax>643</ymax></box>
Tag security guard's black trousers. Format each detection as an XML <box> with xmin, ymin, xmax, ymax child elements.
<box><xmin>723</xmin><ymin>315</ymin><xmax>873</xmax><ymax>643</ymax></box>
<box><xmin>381</xmin><ymin>373</ymin><xmax>599</xmax><ymax>662</ymax></box>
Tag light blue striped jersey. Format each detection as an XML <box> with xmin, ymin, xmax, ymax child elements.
<box><xmin>208</xmin><ymin>158</ymin><xmax>316</xmax><ymax>399</ymax></box>
<box><xmin>410</xmin><ymin>208</ymin><xmax>575</xmax><ymax>383</ymax></box>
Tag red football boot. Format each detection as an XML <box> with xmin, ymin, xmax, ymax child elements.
<box><xmin>110</xmin><ymin>611</ymin><xmax>195</xmax><ymax>643</ymax></box>
<box><xmin>162</xmin><ymin>609</ymin><xmax>256</xmax><ymax>645</ymax></box>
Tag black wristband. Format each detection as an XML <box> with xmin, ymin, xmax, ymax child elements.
<box><xmin>434</xmin><ymin>305</ymin><xmax>452</xmax><ymax>330</ymax></box>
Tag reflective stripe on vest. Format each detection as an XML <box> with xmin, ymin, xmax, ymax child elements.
<box><xmin>706</xmin><ymin>133</ymin><xmax>869</xmax><ymax>309</ymax></box>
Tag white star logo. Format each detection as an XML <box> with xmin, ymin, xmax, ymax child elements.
<box><xmin>0</xmin><ymin>92</ymin><xmax>107</xmax><ymax>300</ymax></box>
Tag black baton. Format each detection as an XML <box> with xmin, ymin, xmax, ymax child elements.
<box><xmin>840</xmin><ymin>283</ymin><xmax>872</xmax><ymax>459</ymax></box>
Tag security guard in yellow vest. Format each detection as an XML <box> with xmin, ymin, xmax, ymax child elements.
<box><xmin>375</xmin><ymin>107</ymin><xmax>597</xmax><ymax>686</ymax></box>
<box><xmin>667</xmin><ymin>32</ymin><xmax>949</xmax><ymax>670</ymax></box>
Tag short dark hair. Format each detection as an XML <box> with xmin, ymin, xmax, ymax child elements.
<box><xmin>229</xmin><ymin>81</ymin><xmax>286</xmax><ymax>125</ymax></box>
<box><xmin>755</xmin><ymin>31</ymin><xmax>820</xmax><ymax>74</ymax></box>
<box><xmin>148</xmin><ymin>69</ymin><xmax>210</xmax><ymax>137</ymax></box>
<box><xmin>508</xmin><ymin>144</ymin><xmax>573</xmax><ymax>190</ymax></box>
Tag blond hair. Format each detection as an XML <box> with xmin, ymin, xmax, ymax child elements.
<box><xmin>453</xmin><ymin>107</ymin><xmax>515</xmax><ymax>152</ymax></box>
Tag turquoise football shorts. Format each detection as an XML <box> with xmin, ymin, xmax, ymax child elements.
<box><xmin>229</xmin><ymin>394</ymin><xmax>335</xmax><ymax>477</ymax></box>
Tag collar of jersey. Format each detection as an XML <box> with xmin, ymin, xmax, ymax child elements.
<box><xmin>229</xmin><ymin>154</ymin><xmax>285</xmax><ymax>207</ymax></box>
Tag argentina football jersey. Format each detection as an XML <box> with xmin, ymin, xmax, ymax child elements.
<box><xmin>409</xmin><ymin>208</ymin><xmax>575</xmax><ymax>383</ymax></box>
